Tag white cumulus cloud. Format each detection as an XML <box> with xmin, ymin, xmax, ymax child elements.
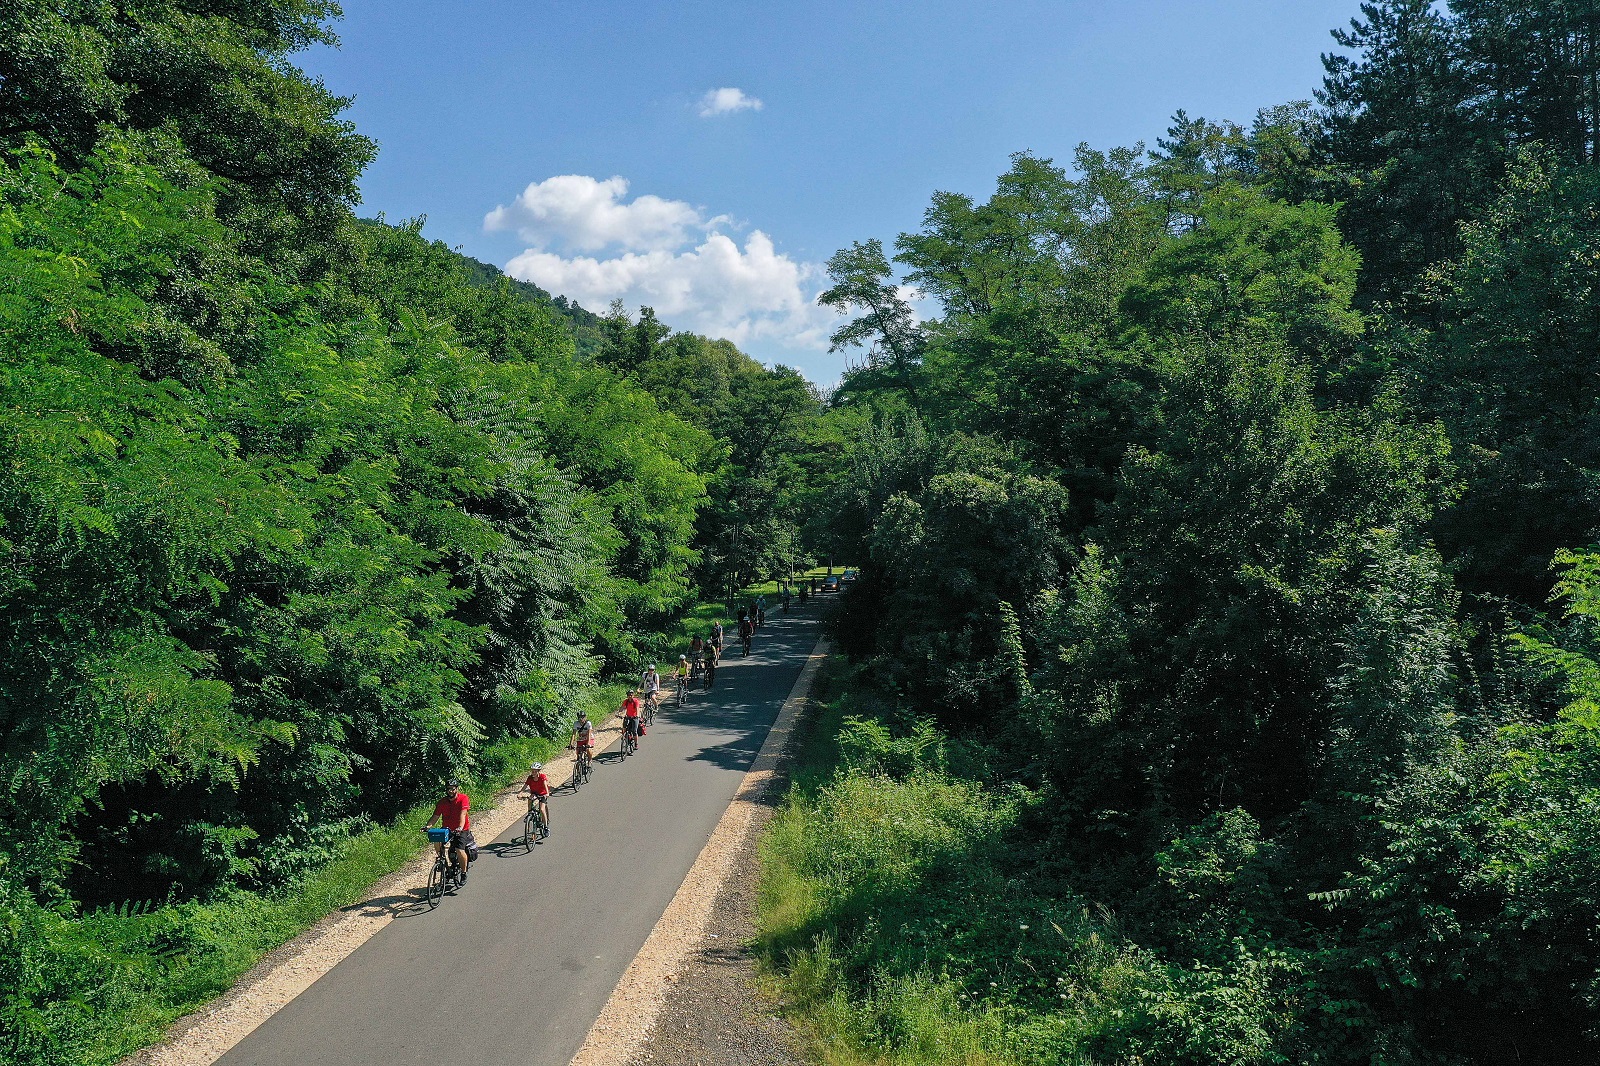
<box><xmin>697</xmin><ymin>87</ymin><xmax>763</xmax><ymax>117</ymax></box>
<box><xmin>483</xmin><ymin>174</ymin><xmax>702</xmax><ymax>253</ymax></box>
<box><xmin>491</xmin><ymin>173</ymin><xmax>829</xmax><ymax>353</ymax></box>
<box><xmin>504</xmin><ymin>229</ymin><xmax>830</xmax><ymax>351</ymax></box>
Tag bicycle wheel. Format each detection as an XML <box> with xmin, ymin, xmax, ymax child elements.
<box><xmin>570</xmin><ymin>759</ymin><xmax>583</xmax><ymax>791</ymax></box>
<box><xmin>426</xmin><ymin>856</ymin><xmax>446</xmax><ymax>908</ymax></box>
<box><xmin>523</xmin><ymin>811</ymin><xmax>536</xmax><ymax>853</ymax></box>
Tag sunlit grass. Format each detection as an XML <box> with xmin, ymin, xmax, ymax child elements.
<box><xmin>754</xmin><ymin>663</ymin><xmax>1146</xmax><ymax>1066</ymax></box>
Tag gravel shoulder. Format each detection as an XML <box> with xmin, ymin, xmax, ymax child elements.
<box><xmin>625</xmin><ymin>778</ymin><xmax>798</xmax><ymax>1066</ymax></box>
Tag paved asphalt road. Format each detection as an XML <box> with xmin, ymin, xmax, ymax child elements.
<box><xmin>217</xmin><ymin>607</ymin><xmax>822</xmax><ymax>1066</ymax></box>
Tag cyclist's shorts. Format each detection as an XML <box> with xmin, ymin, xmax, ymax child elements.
<box><xmin>623</xmin><ymin>717</ymin><xmax>641</xmax><ymax>735</ymax></box>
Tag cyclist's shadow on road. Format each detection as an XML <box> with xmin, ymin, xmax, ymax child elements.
<box><xmin>484</xmin><ymin>839</ymin><xmax>544</xmax><ymax>859</ymax></box>
<box><xmin>342</xmin><ymin>888</ymin><xmax>436</xmax><ymax>921</ymax></box>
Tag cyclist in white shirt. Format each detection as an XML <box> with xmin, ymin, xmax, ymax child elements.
<box><xmin>640</xmin><ymin>664</ymin><xmax>662</xmax><ymax>719</ymax></box>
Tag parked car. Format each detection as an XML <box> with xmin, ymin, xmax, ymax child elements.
<box><xmin>824</xmin><ymin>575</ymin><xmax>840</xmax><ymax>591</ymax></box>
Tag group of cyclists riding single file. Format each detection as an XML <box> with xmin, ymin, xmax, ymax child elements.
<box><xmin>420</xmin><ymin>581</ymin><xmax>824</xmax><ymax>900</ymax></box>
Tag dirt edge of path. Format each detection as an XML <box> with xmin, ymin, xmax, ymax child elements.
<box><xmin>122</xmin><ymin>712</ymin><xmax>629</xmax><ymax>1066</ymax></box>
<box><xmin>571</xmin><ymin>639</ymin><xmax>831</xmax><ymax>1066</ymax></box>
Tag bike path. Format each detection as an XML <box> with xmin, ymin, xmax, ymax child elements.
<box><xmin>216</xmin><ymin>608</ymin><xmax>822</xmax><ymax>1066</ymax></box>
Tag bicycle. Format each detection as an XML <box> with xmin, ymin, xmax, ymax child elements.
<box><xmin>741</xmin><ymin>632</ymin><xmax>753</xmax><ymax>656</ymax></box>
<box><xmin>644</xmin><ymin>691</ymin><xmax>660</xmax><ymax>726</ymax></box>
<box><xmin>572</xmin><ymin>745</ymin><xmax>592</xmax><ymax>789</ymax></box>
<box><xmin>522</xmin><ymin>796</ymin><xmax>548</xmax><ymax>853</ymax></box>
<box><xmin>675</xmin><ymin>675</ymin><xmax>687</xmax><ymax>708</ymax></box>
<box><xmin>622</xmin><ymin>723</ymin><xmax>638</xmax><ymax>757</ymax></box>
<box><xmin>424</xmin><ymin>827</ymin><xmax>458</xmax><ymax>908</ymax></box>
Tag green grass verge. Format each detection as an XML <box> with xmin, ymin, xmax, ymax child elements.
<box><xmin>754</xmin><ymin>662</ymin><xmax>1165</xmax><ymax>1066</ymax></box>
<box><xmin>739</xmin><ymin>564</ymin><xmax>855</xmax><ymax>600</ymax></box>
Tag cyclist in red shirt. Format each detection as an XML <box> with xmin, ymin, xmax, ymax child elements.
<box><xmin>519</xmin><ymin>761</ymin><xmax>552</xmax><ymax>830</ymax></box>
<box><xmin>425</xmin><ymin>780</ymin><xmax>473</xmax><ymax>886</ymax></box>
<box><xmin>622</xmin><ymin>689</ymin><xmax>643</xmax><ymax>745</ymax></box>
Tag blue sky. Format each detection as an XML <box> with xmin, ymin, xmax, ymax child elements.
<box><xmin>301</xmin><ymin>0</ymin><xmax>1361</xmax><ymax>383</ymax></box>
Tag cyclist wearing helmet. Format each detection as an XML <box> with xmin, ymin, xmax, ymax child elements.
<box><xmin>570</xmin><ymin>711</ymin><xmax>595</xmax><ymax>760</ymax></box>
<box><xmin>674</xmin><ymin>655</ymin><xmax>691</xmax><ymax>684</ymax></box>
<box><xmin>621</xmin><ymin>689</ymin><xmax>643</xmax><ymax>745</ymax></box>
<box><xmin>520</xmin><ymin>761</ymin><xmax>552</xmax><ymax>830</ymax></box>
<box><xmin>640</xmin><ymin>664</ymin><xmax>661</xmax><ymax>729</ymax></box>
<box><xmin>425</xmin><ymin>780</ymin><xmax>473</xmax><ymax>886</ymax></box>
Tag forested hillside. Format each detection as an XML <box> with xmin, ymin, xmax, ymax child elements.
<box><xmin>764</xmin><ymin>2</ymin><xmax>1600</xmax><ymax>1063</ymax></box>
<box><xmin>0</xmin><ymin>4</ymin><xmax>830</xmax><ymax>1062</ymax></box>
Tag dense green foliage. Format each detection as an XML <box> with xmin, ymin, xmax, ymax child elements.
<box><xmin>589</xmin><ymin>300</ymin><xmax>830</xmax><ymax>603</ymax></box>
<box><xmin>769</xmin><ymin>3</ymin><xmax>1600</xmax><ymax>1062</ymax></box>
<box><xmin>11</xmin><ymin>1</ymin><xmax>1600</xmax><ymax>1063</ymax></box>
<box><xmin>0</xmin><ymin>4</ymin><xmax>834</xmax><ymax>1062</ymax></box>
